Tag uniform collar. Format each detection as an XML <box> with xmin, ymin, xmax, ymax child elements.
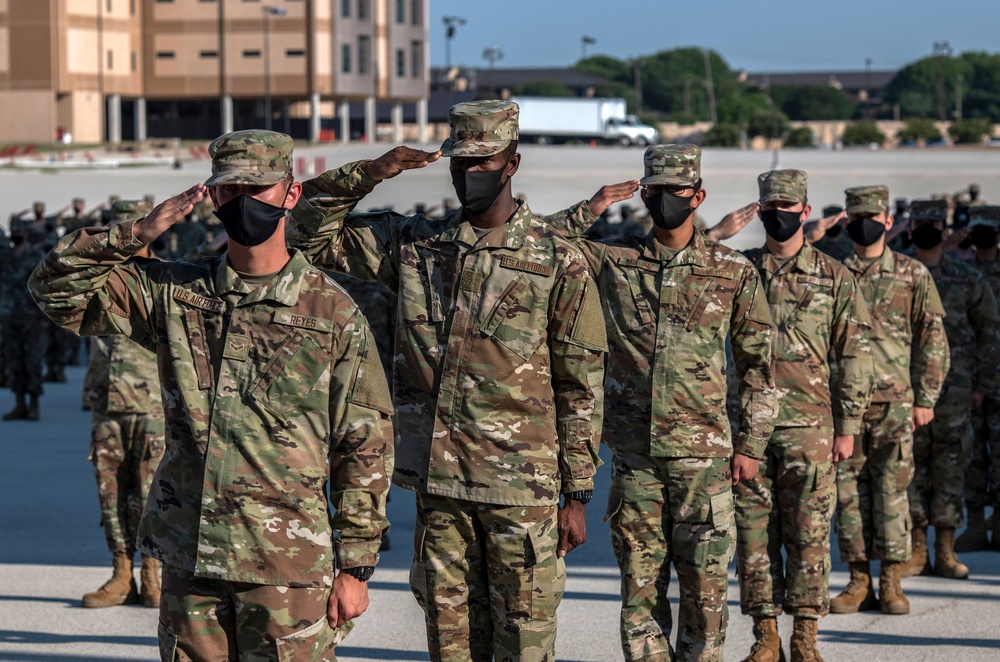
<box><xmin>215</xmin><ymin>250</ymin><xmax>309</xmax><ymax>307</ymax></box>
<box><xmin>643</xmin><ymin>227</ymin><xmax>712</xmax><ymax>266</ymax></box>
<box><xmin>438</xmin><ymin>199</ymin><xmax>533</xmax><ymax>251</ymax></box>
<box><xmin>847</xmin><ymin>246</ymin><xmax>895</xmax><ymax>275</ymax></box>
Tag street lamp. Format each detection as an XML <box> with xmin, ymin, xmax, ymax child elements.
<box><xmin>482</xmin><ymin>45</ymin><xmax>504</xmax><ymax>98</ymax></box>
<box><xmin>443</xmin><ymin>16</ymin><xmax>466</xmax><ymax>72</ymax></box>
<box><xmin>581</xmin><ymin>36</ymin><xmax>596</xmax><ymax>61</ymax></box>
<box><xmin>262</xmin><ymin>5</ymin><xmax>287</xmax><ymax>131</ymax></box>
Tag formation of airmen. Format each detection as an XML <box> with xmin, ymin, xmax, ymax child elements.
<box><xmin>2</xmin><ymin>98</ymin><xmax>996</xmax><ymax>662</ymax></box>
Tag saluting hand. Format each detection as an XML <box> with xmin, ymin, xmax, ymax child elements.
<box><xmin>586</xmin><ymin>180</ymin><xmax>640</xmax><ymax>217</ymax></box>
<box><xmin>706</xmin><ymin>202</ymin><xmax>759</xmax><ymax>242</ymax></box>
<box><xmin>363</xmin><ymin>146</ymin><xmax>441</xmax><ymax>182</ymax></box>
<box><xmin>133</xmin><ymin>184</ymin><xmax>206</xmax><ymax>244</ymax></box>
<box><xmin>803</xmin><ymin>210</ymin><xmax>846</xmax><ymax>243</ymax></box>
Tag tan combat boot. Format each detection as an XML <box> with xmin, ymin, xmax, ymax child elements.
<box><xmin>82</xmin><ymin>552</ymin><xmax>139</xmax><ymax>608</ymax></box>
<box><xmin>741</xmin><ymin>616</ymin><xmax>786</xmax><ymax>662</ymax></box>
<box><xmin>899</xmin><ymin>526</ymin><xmax>932</xmax><ymax>577</ymax></box>
<box><xmin>934</xmin><ymin>527</ymin><xmax>970</xmax><ymax>579</ymax></box>
<box><xmin>878</xmin><ymin>561</ymin><xmax>910</xmax><ymax>614</ymax></box>
<box><xmin>2</xmin><ymin>393</ymin><xmax>28</xmax><ymax>421</ymax></box>
<box><xmin>789</xmin><ymin>617</ymin><xmax>824</xmax><ymax>662</ymax></box>
<box><xmin>829</xmin><ymin>561</ymin><xmax>877</xmax><ymax>614</ymax></box>
<box><xmin>140</xmin><ymin>556</ymin><xmax>161</xmax><ymax>608</ymax></box>
<box><xmin>955</xmin><ymin>509</ymin><xmax>989</xmax><ymax>552</ymax></box>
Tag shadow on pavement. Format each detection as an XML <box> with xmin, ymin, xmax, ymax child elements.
<box><xmin>337</xmin><ymin>646</ymin><xmax>429</xmax><ymax>660</ymax></box>
<box><xmin>0</xmin><ymin>629</ymin><xmax>156</xmax><ymax>648</ymax></box>
<box><xmin>0</xmin><ymin>655</ymin><xmax>151</xmax><ymax>662</ymax></box>
<box><xmin>0</xmin><ymin>595</ymin><xmax>78</xmax><ymax>607</ymax></box>
<box><xmin>822</xmin><ymin>630</ymin><xmax>1000</xmax><ymax>649</ymax></box>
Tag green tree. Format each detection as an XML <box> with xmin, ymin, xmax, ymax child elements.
<box><xmin>948</xmin><ymin>118</ymin><xmax>993</xmax><ymax>144</ymax></box>
<box><xmin>897</xmin><ymin>117</ymin><xmax>942</xmax><ymax>142</ymax></box>
<box><xmin>511</xmin><ymin>80</ymin><xmax>574</xmax><ymax>97</ymax></box>
<box><xmin>702</xmin><ymin>124</ymin><xmax>741</xmax><ymax>147</ymax></box>
<box><xmin>842</xmin><ymin>120</ymin><xmax>886</xmax><ymax>146</ymax></box>
<box><xmin>772</xmin><ymin>85</ymin><xmax>858</xmax><ymax>120</ymax></box>
<box><xmin>745</xmin><ymin>107</ymin><xmax>789</xmax><ymax>139</ymax></box>
<box><xmin>783</xmin><ymin>127</ymin><xmax>815</xmax><ymax>148</ymax></box>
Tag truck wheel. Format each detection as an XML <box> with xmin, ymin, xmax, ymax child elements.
<box><xmin>635</xmin><ymin>136</ymin><xmax>649</xmax><ymax>147</ymax></box>
<box><xmin>617</xmin><ymin>136</ymin><xmax>632</xmax><ymax>147</ymax></box>
<box><xmin>536</xmin><ymin>136</ymin><xmax>552</xmax><ymax>146</ymax></box>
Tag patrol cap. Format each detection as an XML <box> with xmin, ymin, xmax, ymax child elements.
<box><xmin>908</xmin><ymin>199</ymin><xmax>949</xmax><ymax>223</ymax></box>
<box><xmin>970</xmin><ymin>183</ymin><xmax>981</xmax><ymax>193</ymax></box>
<box><xmin>439</xmin><ymin>100</ymin><xmax>519</xmax><ymax>158</ymax></box>
<box><xmin>112</xmin><ymin>199</ymin><xmax>152</xmax><ymax>224</ymax></box>
<box><xmin>72</xmin><ymin>197</ymin><xmax>85</xmax><ymax>207</ymax></box>
<box><xmin>33</xmin><ymin>201</ymin><xmax>45</xmax><ymax>213</ymax></box>
<box><xmin>970</xmin><ymin>205</ymin><xmax>1000</xmax><ymax>229</ymax></box>
<box><xmin>758</xmin><ymin>169</ymin><xmax>807</xmax><ymax>205</ymax></box>
<box><xmin>845</xmin><ymin>185</ymin><xmax>889</xmax><ymax>215</ymax></box>
<box><xmin>641</xmin><ymin>144</ymin><xmax>701</xmax><ymax>187</ymax></box>
<box><xmin>206</xmin><ymin>129</ymin><xmax>294</xmax><ymax>187</ymax></box>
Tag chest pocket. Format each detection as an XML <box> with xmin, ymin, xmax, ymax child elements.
<box><xmin>398</xmin><ymin>246</ymin><xmax>447</xmax><ymax>327</ymax></box>
<box><xmin>611</xmin><ymin>258</ymin><xmax>658</xmax><ymax>332</ymax></box>
<box><xmin>681</xmin><ymin>267</ymin><xmax>734</xmax><ymax>339</ymax></box>
<box><xmin>247</xmin><ymin>314</ymin><xmax>333</xmax><ymax>418</ymax></box>
<box><xmin>480</xmin><ymin>274</ymin><xmax>546</xmax><ymax>362</ymax></box>
<box><xmin>872</xmin><ymin>275</ymin><xmax>911</xmax><ymax>339</ymax></box>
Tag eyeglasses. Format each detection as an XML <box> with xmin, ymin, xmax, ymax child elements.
<box><xmin>641</xmin><ymin>185</ymin><xmax>698</xmax><ymax>198</ymax></box>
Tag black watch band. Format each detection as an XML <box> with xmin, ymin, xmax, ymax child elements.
<box><xmin>565</xmin><ymin>489</ymin><xmax>593</xmax><ymax>505</ymax></box>
<box><xmin>342</xmin><ymin>566</ymin><xmax>375</xmax><ymax>582</ymax></box>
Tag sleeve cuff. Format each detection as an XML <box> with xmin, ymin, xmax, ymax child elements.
<box><xmin>110</xmin><ymin>220</ymin><xmax>148</xmax><ymax>253</ymax></box>
<box><xmin>561</xmin><ymin>477</ymin><xmax>595</xmax><ymax>493</ymax></box>
<box><xmin>835</xmin><ymin>419</ymin><xmax>862</xmax><ymax>436</ymax></box>
<box><xmin>913</xmin><ymin>393</ymin><xmax>937</xmax><ymax>408</ymax></box>
<box><xmin>335</xmin><ymin>540</ymin><xmax>381</xmax><ymax>570</ymax></box>
<box><xmin>734</xmin><ymin>434</ymin><xmax>768</xmax><ymax>460</ymax></box>
<box><xmin>312</xmin><ymin>160</ymin><xmax>379</xmax><ymax>196</ymax></box>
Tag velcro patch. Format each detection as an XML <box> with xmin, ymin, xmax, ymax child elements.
<box><xmin>691</xmin><ymin>266</ymin><xmax>735</xmax><ymax>280</ymax></box>
<box><xmin>616</xmin><ymin>257</ymin><xmax>659</xmax><ymax>273</ymax></box>
<box><xmin>173</xmin><ymin>288</ymin><xmax>225</xmax><ymax>313</ymax></box>
<box><xmin>499</xmin><ymin>256</ymin><xmax>553</xmax><ymax>277</ymax></box>
<box><xmin>223</xmin><ymin>334</ymin><xmax>251</xmax><ymax>362</ymax></box>
<box><xmin>797</xmin><ymin>275</ymin><xmax>833</xmax><ymax>287</ymax></box>
<box><xmin>272</xmin><ymin>311</ymin><xmax>333</xmax><ymax>333</ymax></box>
<box><xmin>883</xmin><ymin>273</ymin><xmax>912</xmax><ymax>283</ymax></box>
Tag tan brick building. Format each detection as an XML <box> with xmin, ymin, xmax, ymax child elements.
<box><xmin>0</xmin><ymin>0</ymin><xmax>429</xmax><ymax>143</ymax></box>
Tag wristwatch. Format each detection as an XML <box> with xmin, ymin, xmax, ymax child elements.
<box><xmin>342</xmin><ymin>566</ymin><xmax>375</xmax><ymax>582</ymax></box>
<box><xmin>564</xmin><ymin>489</ymin><xmax>593</xmax><ymax>505</ymax></box>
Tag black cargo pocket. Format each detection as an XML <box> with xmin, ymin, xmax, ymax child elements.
<box><xmin>157</xmin><ymin>621</ymin><xmax>178</xmax><ymax>662</ymax></box>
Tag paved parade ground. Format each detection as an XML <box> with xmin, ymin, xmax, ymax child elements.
<box><xmin>2</xmin><ymin>145</ymin><xmax>1000</xmax><ymax>661</ymax></box>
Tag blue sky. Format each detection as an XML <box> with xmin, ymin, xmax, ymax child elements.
<box><xmin>429</xmin><ymin>0</ymin><xmax>998</xmax><ymax>73</ymax></box>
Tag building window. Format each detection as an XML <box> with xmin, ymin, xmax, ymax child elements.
<box><xmin>243</xmin><ymin>50</ymin><xmax>261</xmax><ymax>58</ymax></box>
<box><xmin>130</xmin><ymin>0</ymin><xmax>136</xmax><ymax>14</ymax></box>
<box><xmin>340</xmin><ymin>0</ymin><xmax>350</xmax><ymax>17</ymax></box>
<box><xmin>396</xmin><ymin>49</ymin><xmax>405</xmax><ymax>77</ymax></box>
<box><xmin>200</xmin><ymin>50</ymin><xmax>218</xmax><ymax>58</ymax></box>
<box><xmin>341</xmin><ymin>44</ymin><xmax>352</xmax><ymax>73</ymax></box>
<box><xmin>155</xmin><ymin>51</ymin><xmax>175</xmax><ymax>59</ymax></box>
<box><xmin>358</xmin><ymin>0</ymin><xmax>369</xmax><ymax>20</ymax></box>
<box><xmin>131</xmin><ymin>51</ymin><xmax>137</xmax><ymax>71</ymax></box>
<box><xmin>286</xmin><ymin>49</ymin><xmax>305</xmax><ymax>57</ymax></box>
<box><xmin>358</xmin><ymin>36</ymin><xmax>370</xmax><ymax>74</ymax></box>
<box><xmin>411</xmin><ymin>40</ymin><xmax>423</xmax><ymax>78</ymax></box>
<box><xmin>107</xmin><ymin>50</ymin><xmax>113</xmax><ymax>70</ymax></box>
<box><xmin>395</xmin><ymin>0</ymin><xmax>405</xmax><ymax>23</ymax></box>
<box><xmin>411</xmin><ymin>0</ymin><xmax>422</xmax><ymax>25</ymax></box>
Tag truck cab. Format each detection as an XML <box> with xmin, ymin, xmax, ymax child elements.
<box><xmin>605</xmin><ymin>115</ymin><xmax>659</xmax><ymax>147</ymax></box>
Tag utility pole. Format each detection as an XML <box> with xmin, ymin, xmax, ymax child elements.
<box><xmin>482</xmin><ymin>45</ymin><xmax>504</xmax><ymax>98</ymax></box>
<box><xmin>633</xmin><ymin>58</ymin><xmax>644</xmax><ymax>115</ymax></box>
<box><xmin>443</xmin><ymin>16</ymin><xmax>465</xmax><ymax>72</ymax></box>
<box><xmin>684</xmin><ymin>78</ymin><xmax>691</xmax><ymax>116</ymax></box>
<box><xmin>703</xmin><ymin>49</ymin><xmax>718</xmax><ymax>125</ymax></box>
<box><xmin>262</xmin><ymin>6</ymin><xmax>287</xmax><ymax>131</ymax></box>
<box><xmin>581</xmin><ymin>36</ymin><xmax>596</xmax><ymax>61</ymax></box>
<box><xmin>864</xmin><ymin>57</ymin><xmax>872</xmax><ymax>119</ymax></box>
<box><xmin>956</xmin><ymin>73</ymin><xmax>964</xmax><ymax>120</ymax></box>
<box><xmin>933</xmin><ymin>40</ymin><xmax>952</xmax><ymax>122</ymax></box>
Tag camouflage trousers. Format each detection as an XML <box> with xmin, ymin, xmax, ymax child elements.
<box><xmin>0</xmin><ymin>316</ymin><xmax>46</xmax><ymax>395</ymax></box>
<box><xmin>606</xmin><ymin>454</ymin><xmax>735</xmax><ymax>662</ymax></box>
<box><xmin>909</xmin><ymin>390</ymin><xmax>971</xmax><ymax>529</ymax></box>
<box><xmin>735</xmin><ymin>427</ymin><xmax>836</xmax><ymax>620</ymax></box>
<box><xmin>966</xmin><ymin>395</ymin><xmax>1000</xmax><ymax>509</ymax></box>
<box><xmin>158</xmin><ymin>563</ymin><xmax>352</xmax><ymax>662</ymax></box>
<box><xmin>409</xmin><ymin>493</ymin><xmax>565</xmax><ymax>662</ymax></box>
<box><xmin>90</xmin><ymin>409</ymin><xmax>166</xmax><ymax>555</ymax></box>
<box><xmin>835</xmin><ymin>401</ymin><xmax>914</xmax><ymax>563</ymax></box>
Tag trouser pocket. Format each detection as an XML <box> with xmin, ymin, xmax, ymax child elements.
<box><xmin>157</xmin><ymin>622</ymin><xmax>178</xmax><ymax>662</ymax></box>
<box><xmin>275</xmin><ymin>616</ymin><xmax>353</xmax><ymax>662</ymax></box>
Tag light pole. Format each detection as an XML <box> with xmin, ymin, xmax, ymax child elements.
<box><xmin>864</xmin><ymin>57</ymin><xmax>872</xmax><ymax>118</ymax></box>
<box><xmin>933</xmin><ymin>40</ymin><xmax>953</xmax><ymax>122</ymax></box>
<box><xmin>262</xmin><ymin>5</ymin><xmax>286</xmax><ymax>131</ymax></box>
<box><xmin>956</xmin><ymin>73</ymin><xmax>964</xmax><ymax>120</ymax></box>
<box><xmin>581</xmin><ymin>36</ymin><xmax>596</xmax><ymax>61</ymax></box>
<box><xmin>443</xmin><ymin>16</ymin><xmax>465</xmax><ymax>72</ymax></box>
<box><xmin>482</xmin><ymin>45</ymin><xmax>504</xmax><ymax>98</ymax></box>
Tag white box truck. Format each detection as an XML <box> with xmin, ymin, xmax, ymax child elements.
<box><xmin>510</xmin><ymin>96</ymin><xmax>659</xmax><ymax>146</ymax></box>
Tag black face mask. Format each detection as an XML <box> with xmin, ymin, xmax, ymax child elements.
<box><xmin>452</xmin><ymin>162</ymin><xmax>510</xmax><ymax>215</ymax></box>
<box><xmin>911</xmin><ymin>224</ymin><xmax>944</xmax><ymax>250</ymax></box>
<box><xmin>760</xmin><ymin>209</ymin><xmax>803</xmax><ymax>242</ymax></box>
<box><xmin>847</xmin><ymin>217</ymin><xmax>886</xmax><ymax>247</ymax></box>
<box><xmin>646</xmin><ymin>191</ymin><xmax>693</xmax><ymax>230</ymax></box>
<box><xmin>214</xmin><ymin>191</ymin><xmax>288</xmax><ymax>247</ymax></box>
<box><xmin>971</xmin><ymin>226</ymin><xmax>999</xmax><ymax>249</ymax></box>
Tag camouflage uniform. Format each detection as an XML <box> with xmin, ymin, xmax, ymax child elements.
<box><xmin>82</xmin><ymin>201</ymin><xmax>166</xmax><ymax>560</ymax></box>
<box><xmin>287</xmin><ymin>101</ymin><xmax>607</xmax><ymax>662</ymax></box>
<box><xmin>835</xmin><ymin>187</ymin><xmax>950</xmax><ymax>564</ymax></box>
<box><xmin>30</xmin><ymin>130</ymin><xmax>394</xmax><ymax>661</ymax></box>
<box><xmin>967</xmin><ymin>207</ymin><xmax>1000</xmax><ymax>524</ymax></box>
<box><xmin>548</xmin><ymin>145</ymin><xmax>777</xmax><ymax>662</ymax></box>
<box><xmin>908</xmin><ymin>201</ymin><xmax>998</xmax><ymax>531</ymax></box>
<box><xmin>735</xmin><ymin>171</ymin><xmax>875</xmax><ymax>621</ymax></box>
